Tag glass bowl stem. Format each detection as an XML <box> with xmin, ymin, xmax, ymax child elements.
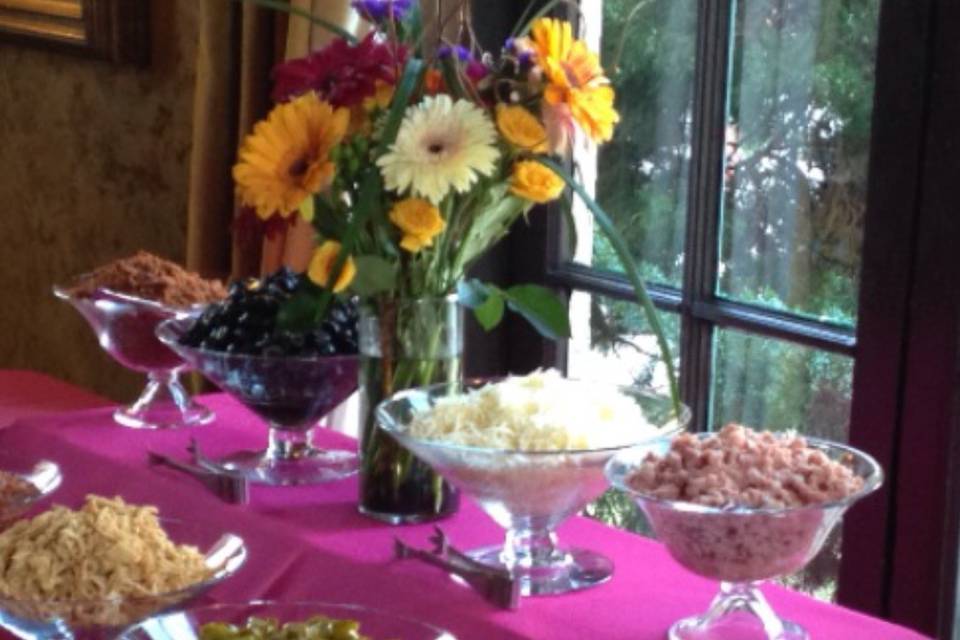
<box><xmin>502</xmin><ymin>527</ymin><xmax>563</xmax><ymax>570</ymax></box>
<box><xmin>267</xmin><ymin>424</ymin><xmax>317</xmax><ymax>461</ymax></box>
<box><xmin>114</xmin><ymin>370</ymin><xmax>213</xmax><ymax>430</ymax></box>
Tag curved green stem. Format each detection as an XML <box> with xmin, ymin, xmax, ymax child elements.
<box><xmin>535</xmin><ymin>157</ymin><xmax>682</xmax><ymax>418</ymax></box>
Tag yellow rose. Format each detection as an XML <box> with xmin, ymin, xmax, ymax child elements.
<box><xmin>307</xmin><ymin>240</ymin><xmax>356</xmax><ymax>292</ymax></box>
<box><xmin>509</xmin><ymin>160</ymin><xmax>565</xmax><ymax>203</ymax></box>
<box><xmin>399</xmin><ymin>234</ymin><xmax>433</xmax><ymax>253</ymax></box>
<box><xmin>496</xmin><ymin>104</ymin><xmax>549</xmax><ymax>153</ymax></box>
<box><xmin>389</xmin><ymin>198</ymin><xmax>446</xmax><ymax>253</ymax></box>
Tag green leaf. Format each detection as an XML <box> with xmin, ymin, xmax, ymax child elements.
<box><xmin>457</xmin><ymin>279</ymin><xmax>489</xmax><ymax>308</ymax></box>
<box><xmin>350</xmin><ymin>254</ymin><xmax>397</xmax><ymax>296</ymax></box>
<box><xmin>376</xmin><ymin>59</ymin><xmax>425</xmax><ymax>155</ymax></box>
<box><xmin>535</xmin><ymin>156</ymin><xmax>681</xmax><ymax>416</ymax></box>
<box><xmin>474</xmin><ymin>290</ymin><xmax>505</xmax><ymax>331</ymax></box>
<box><xmin>311</xmin><ymin>167</ymin><xmax>383</xmax><ymax>319</ymax></box>
<box><xmin>503</xmin><ymin>284</ymin><xmax>570</xmax><ymax>340</ymax></box>
<box><xmin>457</xmin><ymin>279</ymin><xmax>506</xmax><ymax>331</ymax></box>
<box><xmin>312</xmin><ymin>194</ymin><xmax>347</xmax><ymax>238</ymax></box>
<box><xmin>453</xmin><ymin>192</ymin><xmax>529</xmax><ymax>275</ymax></box>
<box><xmin>276</xmin><ymin>287</ymin><xmax>322</xmax><ymax>332</ymax></box>
<box><xmin>402</xmin><ymin>3</ymin><xmax>423</xmax><ymax>54</ymax></box>
<box><xmin>235</xmin><ymin>0</ymin><xmax>358</xmax><ymax>43</ymax></box>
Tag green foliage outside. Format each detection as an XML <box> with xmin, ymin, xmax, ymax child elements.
<box><xmin>580</xmin><ymin>0</ymin><xmax>880</xmax><ymax>600</ymax></box>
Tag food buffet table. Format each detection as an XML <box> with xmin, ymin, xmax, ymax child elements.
<box><xmin>0</xmin><ymin>370</ymin><xmax>107</xmax><ymax>428</ymax></box>
<box><xmin>0</xmin><ymin>387</ymin><xmax>929</xmax><ymax>640</ymax></box>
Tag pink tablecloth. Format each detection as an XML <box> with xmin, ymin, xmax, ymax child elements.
<box><xmin>0</xmin><ymin>369</ymin><xmax>108</xmax><ymax>428</ymax></box>
<box><xmin>0</xmin><ymin>393</ymin><xmax>929</xmax><ymax>640</ymax></box>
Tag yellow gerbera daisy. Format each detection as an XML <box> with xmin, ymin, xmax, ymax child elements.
<box><xmin>496</xmin><ymin>105</ymin><xmax>549</xmax><ymax>153</ymax></box>
<box><xmin>389</xmin><ymin>198</ymin><xmax>446</xmax><ymax>253</ymax></box>
<box><xmin>307</xmin><ymin>240</ymin><xmax>356</xmax><ymax>292</ymax></box>
<box><xmin>376</xmin><ymin>95</ymin><xmax>500</xmax><ymax>204</ymax></box>
<box><xmin>233</xmin><ymin>93</ymin><xmax>350</xmax><ymax>220</ymax></box>
<box><xmin>509</xmin><ymin>160</ymin><xmax>565</xmax><ymax>203</ymax></box>
<box><xmin>528</xmin><ymin>17</ymin><xmax>619</xmax><ymax>144</ymax></box>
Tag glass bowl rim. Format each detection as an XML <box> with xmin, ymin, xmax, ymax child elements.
<box><xmin>129</xmin><ymin>599</ymin><xmax>456</xmax><ymax>637</ymax></box>
<box><xmin>156</xmin><ymin>317</ymin><xmax>360</xmax><ymax>366</ymax></box>
<box><xmin>376</xmin><ymin>377</ymin><xmax>692</xmax><ymax>457</ymax></box>
<box><xmin>52</xmin><ymin>283</ymin><xmax>203</xmax><ymax>317</ymax></box>
<box><xmin>0</xmin><ymin>521</ymin><xmax>246</xmax><ymax>610</ymax></box>
<box><xmin>605</xmin><ymin>433</ymin><xmax>884</xmax><ymax>516</ymax></box>
<box><xmin>1</xmin><ymin>460</ymin><xmax>62</xmax><ymax>513</ymax></box>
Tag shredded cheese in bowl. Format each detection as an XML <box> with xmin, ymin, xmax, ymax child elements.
<box><xmin>384</xmin><ymin>370</ymin><xmax>683</xmax><ymax>526</ymax></box>
<box><xmin>407</xmin><ymin>369</ymin><xmax>662</xmax><ymax>451</ymax></box>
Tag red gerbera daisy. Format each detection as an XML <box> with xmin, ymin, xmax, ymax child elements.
<box><xmin>272</xmin><ymin>33</ymin><xmax>406</xmax><ymax>107</ymax></box>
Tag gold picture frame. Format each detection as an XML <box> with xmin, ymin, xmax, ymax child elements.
<box><xmin>0</xmin><ymin>0</ymin><xmax>149</xmax><ymax>65</ymax></box>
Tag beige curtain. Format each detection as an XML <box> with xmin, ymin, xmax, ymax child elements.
<box><xmin>186</xmin><ymin>1</ymin><xmax>279</xmax><ymax>280</ymax></box>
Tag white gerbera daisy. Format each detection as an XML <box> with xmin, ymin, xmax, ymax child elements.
<box><xmin>376</xmin><ymin>95</ymin><xmax>500</xmax><ymax>204</ymax></box>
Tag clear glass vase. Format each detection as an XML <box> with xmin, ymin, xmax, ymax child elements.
<box><xmin>357</xmin><ymin>296</ymin><xmax>461</xmax><ymax>523</ymax></box>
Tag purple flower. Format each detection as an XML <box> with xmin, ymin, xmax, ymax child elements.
<box><xmin>437</xmin><ymin>45</ymin><xmax>489</xmax><ymax>83</ymax></box>
<box><xmin>465</xmin><ymin>60</ymin><xmax>489</xmax><ymax>82</ymax></box>
<box><xmin>438</xmin><ymin>45</ymin><xmax>471</xmax><ymax>61</ymax></box>
<box><xmin>351</xmin><ymin>0</ymin><xmax>412</xmax><ymax>22</ymax></box>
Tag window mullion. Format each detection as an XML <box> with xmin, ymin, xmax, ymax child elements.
<box><xmin>680</xmin><ymin>0</ymin><xmax>733</xmax><ymax>431</ymax></box>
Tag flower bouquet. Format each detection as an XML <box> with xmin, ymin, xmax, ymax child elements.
<box><xmin>233</xmin><ymin>0</ymin><xmax>678</xmax><ymax>520</ymax></box>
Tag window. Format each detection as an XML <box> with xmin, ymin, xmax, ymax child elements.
<box><xmin>477</xmin><ymin>0</ymin><xmax>960</xmax><ymax>633</ymax></box>
<box><xmin>552</xmin><ymin>0</ymin><xmax>879</xmax><ymax>601</ymax></box>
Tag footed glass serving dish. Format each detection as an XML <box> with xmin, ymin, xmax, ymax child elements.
<box><xmin>122</xmin><ymin>601</ymin><xmax>455</xmax><ymax>639</ymax></box>
<box><xmin>158</xmin><ymin>318</ymin><xmax>359</xmax><ymax>486</ymax></box>
<box><xmin>54</xmin><ymin>286</ymin><xmax>213</xmax><ymax>429</ymax></box>
<box><xmin>0</xmin><ymin>460</ymin><xmax>61</xmax><ymax>528</ymax></box>
<box><xmin>606</xmin><ymin>435</ymin><xmax>882</xmax><ymax>640</ymax></box>
<box><xmin>376</xmin><ymin>380</ymin><xmax>689</xmax><ymax>597</ymax></box>
<box><xmin>0</xmin><ymin>522</ymin><xmax>246</xmax><ymax>640</ymax></box>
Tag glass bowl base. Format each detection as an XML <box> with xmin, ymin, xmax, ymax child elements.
<box><xmin>113</xmin><ymin>375</ymin><xmax>214</xmax><ymax>430</ymax></box>
<box><xmin>206</xmin><ymin>447</ymin><xmax>358</xmax><ymax>486</ymax></box>
<box><xmin>113</xmin><ymin>399</ymin><xmax>214</xmax><ymax>430</ymax></box>
<box><xmin>466</xmin><ymin>545</ymin><xmax>613</xmax><ymax>596</ymax></box>
<box><xmin>668</xmin><ymin>612</ymin><xmax>809</xmax><ymax>640</ymax></box>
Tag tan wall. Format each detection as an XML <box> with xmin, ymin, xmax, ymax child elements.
<box><xmin>0</xmin><ymin>2</ymin><xmax>199</xmax><ymax>401</ymax></box>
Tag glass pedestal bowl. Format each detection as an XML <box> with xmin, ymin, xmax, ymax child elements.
<box><xmin>606</xmin><ymin>436</ymin><xmax>883</xmax><ymax>640</ymax></box>
<box><xmin>121</xmin><ymin>601</ymin><xmax>455</xmax><ymax>639</ymax></box>
<box><xmin>376</xmin><ymin>381</ymin><xmax>689</xmax><ymax>597</ymax></box>
<box><xmin>53</xmin><ymin>286</ymin><xmax>214</xmax><ymax>429</ymax></box>
<box><xmin>0</xmin><ymin>460</ymin><xmax>61</xmax><ymax>529</ymax></box>
<box><xmin>158</xmin><ymin>317</ymin><xmax>360</xmax><ymax>486</ymax></box>
<box><xmin>0</xmin><ymin>522</ymin><xmax>246</xmax><ymax>640</ymax></box>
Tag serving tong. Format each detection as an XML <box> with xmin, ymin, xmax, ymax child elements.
<box><xmin>147</xmin><ymin>449</ymin><xmax>249</xmax><ymax>505</ymax></box>
<box><xmin>394</xmin><ymin>527</ymin><xmax>520</xmax><ymax>610</ymax></box>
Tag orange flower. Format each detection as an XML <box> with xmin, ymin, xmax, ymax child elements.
<box><xmin>424</xmin><ymin>69</ymin><xmax>445</xmax><ymax>95</ymax></box>
<box><xmin>233</xmin><ymin>93</ymin><xmax>349</xmax><ymax>220</ymax></box>
<box><xmin>528</xmin><ymin>18</ymin><xmax>619</xmax><ymax>145</ymax></box>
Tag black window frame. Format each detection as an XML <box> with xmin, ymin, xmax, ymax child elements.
<box><xmin>545</xmin><ymin>0</ymin><xmax>856</xmax><ymax>432</ymax></box>
<box><xmin>468</xmin><ymin>0</ymin><xmax>960</xmax><ymax>635</ymax></box>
